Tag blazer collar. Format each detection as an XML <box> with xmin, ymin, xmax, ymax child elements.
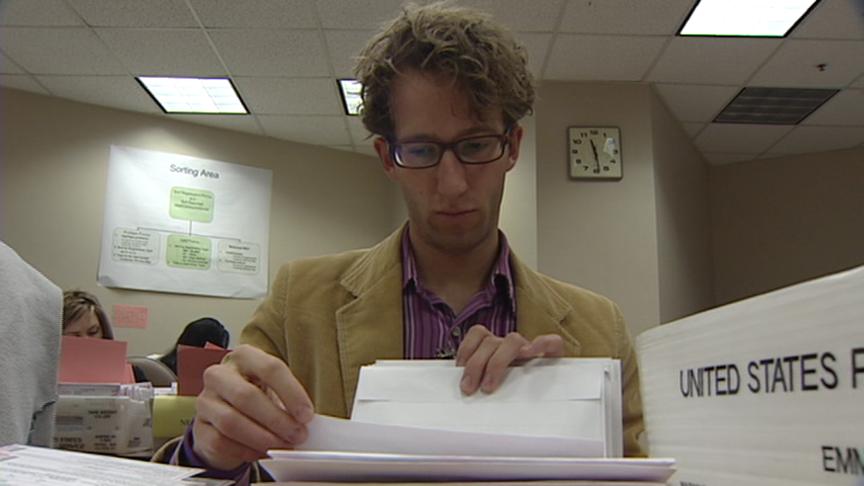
<box><xmin>511</xmin><ymin>253</ymin><xmax>583</xmax><ymax>357</ymax></box>
<box><xmin>335</xmin><ymin>225</ymin><xmax>406</xmax><ymax>411</ymax></box>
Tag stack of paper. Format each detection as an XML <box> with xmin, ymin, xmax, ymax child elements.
<box><xmin>353</xmin><ymin>358</ymin><xmax>622</xmax><ymax>456</ymax></box>
<box><xmin>0</xmin><ymin>444</ymin><xmax>230</xmax><ymax>485</ymax></box>
<box><xmin>637</xmin><ymin>265</ymin><xmax>864</xmax><ymax>486</ymax></box>
<box><xmin>262</xmin><ymin>359</ymin><xmax>675</xmax><ymax>483</ymax></box>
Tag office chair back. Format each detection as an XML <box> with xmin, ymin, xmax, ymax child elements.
<box><xmin>127</xmin><ymin>356</ymin><xmax>176</xmax><ymax>387</ymax></box>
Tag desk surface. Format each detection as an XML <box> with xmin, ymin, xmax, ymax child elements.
<box><xmin>270</xmin><ymin>482</ymin><xmax>665</xmax><ymax>485</ymax></box>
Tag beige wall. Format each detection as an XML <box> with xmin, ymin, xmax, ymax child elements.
<box><xmin>710</xmin><ymin>147</ymin><xmax>864</xmax><ymax>305</ymax></box>
<box><xmin>0</xmin><ymin>87</ymin><xmax>541</xmax><ymax>356</ymax></box>
<box><xmin>536</xmin><ymin>82</ymin><xmax>661</xmax><ymax>337</ymax></box>
<box><xmin>499</xmin><ymin>114</ymin><xmax>538</xmax><ymax>269</ymax></box>
<box><xmin>650</xmin><ymin>91</ymin><xmax>714</xmax><ymax>323</ymax></box>
<box><xmin>16</xmin><ymin>78</ymin><xmax>858</xmax><ymax>358</ymax></box>
<box><xmin>0</xmin><ymin>88</ymin><xmax>398</xmax><ymax>355</ymax></box>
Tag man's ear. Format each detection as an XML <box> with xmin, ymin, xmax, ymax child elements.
<box><xmin>505</xmin><ymin>124</ymin><xmax>524</xmax><ymax>172</ymax></box>
<box><xmin>374</xmin><ymin>137</ymin><xmax>398</xmax><ymax>181</ymax></box>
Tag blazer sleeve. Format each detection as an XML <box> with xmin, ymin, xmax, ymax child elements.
<box><xmin>239</xmin><ymin>264</ymin><xmax>292</xmax><ymax>361</ymax></box>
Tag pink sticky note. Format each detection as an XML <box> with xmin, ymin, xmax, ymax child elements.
<box><xmin>177</xmin><ymin>345</ymin><xmax>230</xmax><ymax>397</ymax></box>
<box><xmin>113</xmin><ymin>304</ymin><xmax>149</xmax><ymax>329</ymax></box>
<box><xmin>59</xmin><ymin>335</ymin><xmax>128</xmax><ymax>384</ymax></box>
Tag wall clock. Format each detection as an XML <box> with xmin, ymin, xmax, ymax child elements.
<box><xmin>568</xmin><ymin>126</ymin><xmax>622</xmax><ymax>180</ymax></box>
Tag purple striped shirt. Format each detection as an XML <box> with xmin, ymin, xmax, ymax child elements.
<box><xmin>402</xmin><ymin>228</ymin><xmax>517</xmax><ymax>359</ymax></box>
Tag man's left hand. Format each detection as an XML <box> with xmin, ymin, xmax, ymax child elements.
<box><xmin>455</xmin><ymin>324</ymin><xmax>565</xmax><ymax>395</ymax></box>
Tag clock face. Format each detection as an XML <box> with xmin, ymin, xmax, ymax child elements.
<box><xmin>568</xmin><ymin>127</ymin><xmax>622</xmax><ymax>180</ymax></box>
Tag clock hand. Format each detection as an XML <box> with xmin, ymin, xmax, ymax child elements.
<box><xmin>590</xmin><ymin>139</ymin><xmax>600</xmax><ymax>173</ymax></box>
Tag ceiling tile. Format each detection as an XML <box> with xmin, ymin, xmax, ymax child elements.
<box><xmin>36</xmin><ymin>75</ymin><xmax>160</xmax><ymax>114</ymax></box>
<box><xmin>325</xmin><ymin>30</ymin><xmax>373</xmax><ymax>78</ymax></box>
<box><xmin>560</xmin><ymin>0</ymin><xmax>693</xmax><ymax>35</ymax></box>
<box><xmin>67</xmin><ymin>0</ymin><xmax>197</xmax><ymax>27</ymax></box>
<box><xmin>803</xmin><ymin>89</ymin><xmax>864</xmax><ymax>126</ymax></box>
<box><xmin>681</xmin><ymin>122</ymin><xmax>706</xmax><ymax>138</ymax></box>
<box><xmin>694</xmin><ymin>123</ymin><xmax>793</xmax><ymax>153</ymax></box>
<box><xmin>545</xmin><ymin>35</ymin><xmax>666</xmax><ymax>81</ymax></box>
<box><xmin>768</xmin><ymin>126</ymin><xmax>864</xmax><ymax>154</ymax></box>
<box><xmin>167</xmin><ymin>113</ymin><xmax>264</xmax><ymax>136</ymax></box>
<box><xmin>701</xmin><ymin>152</ymin><xmax>759</xmax><ymax>165</ymax></box>
<box><xmin>0</xmin><ymin>27</ymin><xmax>127</xmax><ymax>75</ymax></box>
<box><xmin>258</xmin><ymin>115</ymin><xmax>351</xmax><ymax>145</ymax></box>
<box><xmin>209</xmin><ymin>29</ymin><xmax>329</xmax><ymax>77</ymax></box>
<box><xmin>96</xmin><ymin>29</ymin><xmax>226</xmax><ymax>76</ymax></box>
<box><xmin>0</xmin><ymin>0</ymin><xmax>83</xmax><ymax>26</ymax></box>
<box><xmin>0</xmin><ymin>74</ymin><xmax>49</xmax><ymax>94</ymax></box>
<box><xmin>749</xmin><ymin>40</ymin><xmax>864</xmax><ymax>88</ymax></box>
<box><xmin>188</xmin><ymin>0</ymin><xmax>318</xmax><ymax>28</ymax></box>
<box><xmin>355</xmin><ymin>145</ymin><xmax>379</xmax><ymax>157</ymax></box>
<box><xmin>515</xmin><ymin>32</ymin><xmax>553</xmax><ymax>78</ymax></box>
<box><xmin>0</xmin><ymin>50</ymin><xmax>23</xmax><ymax>74</ymax></box>
<box><xmin>233</xmin><ymin>77</ymin><xmax>342</xmax><ymax>115</ymax></box>
<box><xmin>316</xmin><ymin>0</ymin><xmax>412</xmax><ymax>29</ymax></box>
<box><xmin>460</xmin><ymin>0</ymin><xmax>564</xmax><ymax>32</ymax></box>
<box><xmin>327</xmin><ymin>30</ymin><xmax>550</xmax><ymax>80</ymax></box>
<box><xmin>347</xmin><ymin>117</ymin><xmax>375</xmax><ymax>146</ymax></box>
<box><xmin>647</xmin><ymin>37</ymin><xmax>781</xmax><ymax>85</ymax></box>
<box><xmin>654</xmin><ymin>84</ymin><xmax>739</xmax><ymax>122</ymax></box>
<box><xmin>792</xmin><ymin>0</ymin><xmax>864</xmax><ymax>40</ymax></box>
<box><xmin>328</xmin><ymin>145</ymin><xmax>355</xmax><ymax>152</ymax></box>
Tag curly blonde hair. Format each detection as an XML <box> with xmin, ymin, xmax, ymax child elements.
<box><xmin>354</xmin><ymin>2</ymin><xmax>535</xmax><ymax>139</ymax></box>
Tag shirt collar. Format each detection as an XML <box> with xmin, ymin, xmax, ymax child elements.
<box><xmin>400</xmin><ymin>226</ymin><xmax>515</xmax><ymax>307</ymax></box>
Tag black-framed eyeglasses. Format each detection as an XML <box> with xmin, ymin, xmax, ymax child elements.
<box><xmin>389</xmin><ymin>129</ymin><xmax>512</xmax><ymax>169</ymax></box>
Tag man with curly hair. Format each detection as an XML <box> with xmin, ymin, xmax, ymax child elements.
<box><xmin>176</xmin><ymin>3</ymin><xmax>645</xmax><ymax>481</ymax></box>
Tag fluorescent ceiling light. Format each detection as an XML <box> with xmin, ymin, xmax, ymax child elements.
<box><xmin>338</xmin><ymin>79</ymin><xmax>362</xmax><ymax>116</ymax></box>
<box><xmin>679</xmin><ymin>0</ymin><xmax>820</xmax><ymax>37</ymax></box>
<box><xmin>137</xmin><ymin>77</ymin><xmax>248</xmax><ymax>114</ymax></box>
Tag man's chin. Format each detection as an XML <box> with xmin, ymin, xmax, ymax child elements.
<box><xmin>426</xmin><ymin>227</ymin><xmax>490</xmax><ymax>255</ymax></box>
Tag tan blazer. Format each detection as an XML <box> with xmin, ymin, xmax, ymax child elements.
<box><xmin>241</xmin><ymin>227</ymin><xmax>645</xmax><ymax>456</ymax></box>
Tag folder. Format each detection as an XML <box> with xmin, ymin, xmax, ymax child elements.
<box><xmin>177</xmin><ymin>345</ymin><xmax>230</xmax><ymax>396</ymax></box>
<box><xmin>152</xmin><ymin>395</ymin><xmax>198</xmax><ymax>441</ymax></box>
<box><xmin>59</xmin><ymin>335</ymin><xmax>128</xmax><ymax>384</ymax></box>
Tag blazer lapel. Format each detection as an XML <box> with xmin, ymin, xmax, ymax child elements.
<box><xmin>335</xmin><ymin>227</ymin><xmax>405</xmax><ymax>413</ymax></box>
<box><xmin>512</xmin><ymin>255</ymin><xmax>583</xmax><ymax>357</ymax></box>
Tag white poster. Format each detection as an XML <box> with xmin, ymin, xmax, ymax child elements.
<box><xmin>98</xmin><ymin>145</ymin><xmax>272</xmax><ymax>298</ymax></box>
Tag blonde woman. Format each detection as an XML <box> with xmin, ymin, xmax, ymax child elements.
<box><xmin>62</xmin><ymin>290</ymin><xmax>114</xmax><ymax>339</ymax></box>
<box><xmin>62</xmin><ymin>290</ymin><xmax>146</xmax><ymax>382</ymax></box>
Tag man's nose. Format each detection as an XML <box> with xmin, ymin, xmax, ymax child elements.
<box><xmin>435</xmin><ymin>149</ymin><xmax>469</xmax><ymax>197</ymax></box>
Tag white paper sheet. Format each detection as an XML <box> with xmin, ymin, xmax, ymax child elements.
<box><xmin>0</xmin><ymin>444</ymin><xmax>202</xmax><ymax>485</ymax></box>
<box><xmin>295</xmin><ymin>415</ymin><xmax>602</xmax><ymax>457</ymax></box>
<box><xmin>262</xmin><ymin>450</ymin><xmax>676</xmax><ymax>483</ymax></box>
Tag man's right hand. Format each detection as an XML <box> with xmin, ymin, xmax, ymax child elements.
<box><xmin>192</xmin><ymin>344</ymin><xmax>315</xmax><ymax>471</ymax></box>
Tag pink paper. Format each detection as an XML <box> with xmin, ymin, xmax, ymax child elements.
<box><xmin>122</xmin><ymin>363</ymin><xmax>135</xmax><ymax>384</ymax></box>
<box><xmin>112</xmin><ymin>304</ymin><xmax>149</xmax><ymax>329</ymax></box>
<box><xmin>177</xmin><ymin>345</ymin><xmax>230</xmax><ymax>396</ymax></box>
<box><xmin>204</xmin><ymin>341</ymin><xmax>225</xmax><ymax>350</ymax></box>
<box><xmin>59</xmin><ymin>335</ymin><xmax>128</xmax><ymax>384</ymax></box>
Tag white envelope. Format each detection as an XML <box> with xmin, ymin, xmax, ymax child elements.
<box><xmin>351</xmin><ymin>358</ymin><xmax>623</xmax><ymax>457</ymax></box>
